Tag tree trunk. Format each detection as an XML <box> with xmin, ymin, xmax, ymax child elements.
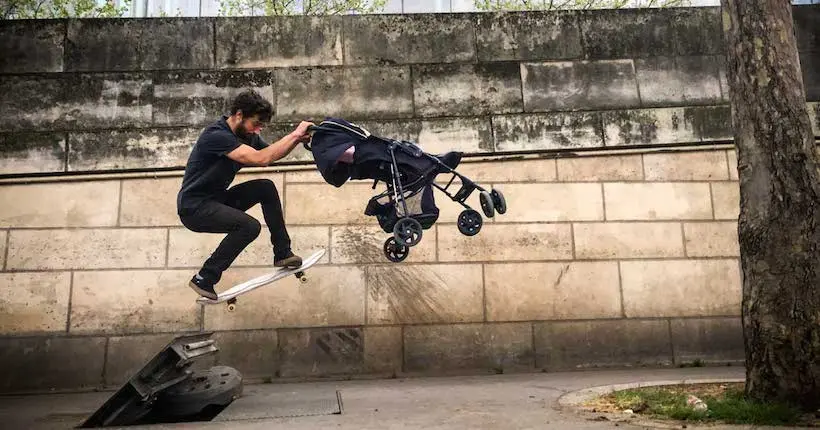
<box><xmin>720</xmin><ymin>0</ymin><xmax>820</xmax><ymax>411</ymax></box>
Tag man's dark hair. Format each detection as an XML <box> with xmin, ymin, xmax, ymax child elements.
<box><xmin>229</xmin><ymin>89</ymin><xmax>273</xmax><ymax>123</ymax></box>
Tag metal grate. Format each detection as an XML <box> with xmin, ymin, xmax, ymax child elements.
<box><xmin>212</xmin><ymin>388</ymin><xmax>342</xmax><ymax>421</ymax></box>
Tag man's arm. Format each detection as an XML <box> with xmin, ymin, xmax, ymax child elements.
<box><xmin>226</xmin><ymin>121</ymin><xmax>312</xmax><ymax>167</ymax></box>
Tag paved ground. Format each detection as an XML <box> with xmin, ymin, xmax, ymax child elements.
<box><xmin>2</xmin><ymin>366</ymin><xmax>802</xmax><ymax>430</ymax></box>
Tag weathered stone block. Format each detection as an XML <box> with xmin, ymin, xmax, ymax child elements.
<box><xmin>68</xmin><ymin>128</ymin><xmax>199</xmax><ymax>171</ymax></box>
<box><xmin>603</xmin><ymin>106</ymin><xmax>732</xmax><ymax>146</ymax></box>
<box><xmin>793</xmin><ymin>4</ymin><xmax>820</xmax><ymax>53</ymax></box>
<box><xmin>635</xmin><ymin>56</ymin><xmax>722</xmax><ymax>106</ymax></box>
<box><xmin>364</xmin><ymin>326</ymin><xmax>402</xmax><ymax>375</ymax></box>
<box><xmin>120</xmin><ymin>177</ymin><xmax>184</xmax><ymax>227</ymax></box>
<box><xmin>475</xmin><ymin>11</ymin><xmax>582</xmax><ymax>61</ymax></box>
<box><xmin>204</xmin><ymin>266</ymin><xmax>365</xmax><ymax>330</ymax></box>
<box><xmin>0</xmin><ymin>336</ymin><xmax>106</xmax><ymax>393</ymax></box>
<box><xmin>211</xmin><ymin>330</ymin><xmax>277</xmax><ymax>380</ymax></box>
<box><xmin>492</xmin><ymin>112</ymin><xmax>604</xmax><ymax>151</ymax></box>
<box><xmin>686</xmin><ymin>105</ymin><xmax>733</xmax><ymax>141</ymax></box>
<box><xmin>152</xmin><ymin>70</ymin><xmax>274</xmax><ymax>126</ymax></box>
<box><xmin>286</xmin><ymin>183</ymin><xmax>375</xmax><ymax>224</ymax></box>
<box><xmin>0</xmin><ymin>20</ymin><xmax>64</xmax><ymax>73</ymax></box>
<box><xmin>484</xmin><ymin>262</ymin><xmax>621</xmax><ymax>321</ymax></box>
<box><xmin>70</xmin><ymin>270</ymin><xmax>200</xmax><ymax>334</ymax></box>
<box><xmin>556</xmin><ymin>154</ymin><xmax>643</xmax><ymax>182</ymax></box>
<box><xmin>534</xmin><ymin>319</ymin><xmax>673</xmax><ymax>370</ymax></box>
<box><xmin>275</xmin><ymin>66</ymin><xmax>413</xmax><ymax>120</ymax></box>
<box><xmin>65</xmin><ymin>19</ymin><xmax>140</xmax><ymax>71</ymax></box>
<box><xmin>621</xmin><ymin>259</ymin><xmax>741</xmax><ymax>317</ymax></box>
<box><xmin>800</xmin><ymin>51</ymin><xmax>820</xmax><ymax>101</ymax></box>
<box><xmin>493</xmin><ymin>183</ymin><xmax>604</xmax><ymax>222</ymax></box>
<box><xmin>0</xmin><ymin>181</ymin><xmax>119</xmax><ymax>228</ymax></box>
<box><xmin>670</xmin><ymin>317</ymin><xmax>744</xmax><ymax>364</ymax></box>
<box><xmin>643</xmin><ymin>150</ymin><xmax>730</xmax><ymax>181</ymax></box>
<box><xmin>0</xmin><ymin>132</ymin><xmax>66</xmax><ymax>175</ymax></box>
<box><xmin>0</xmin><ymin>75</ymin><xmax>64</xmax><ymax>131</ymax></box>
<box><xmin>443</xmin><ymin>158</ymin><xmax>557</xmax><ymax>183</ymax></box>
<box><xmin>139</xmin><ymin>19</ymin><xmax>214</xmax><ymax>70</ymax></box>
<box><xmin>0</xmin><ymin>230</ymin><xmax>6</xmax><ymax>269</ymax></box>
<box><xmin>217</xmin><ymin>16</ymin><xmax>342</xmax><ymax>68</ymax></box>
<box><xmin>0</xmin><ymin>272</ymin><xmax>70</xmax><ymax>334</ymax></box>
<box><xmin>522</xmin><ymin>60</ymin><xmax>640</xmax><ymax>111</ymax></box>
<box><xmin>366</xmin><ymin>264</ymin><xmax>483</xmax><ymax>325</ymax></box>
<box><xmin>285</xmin><ymin>169</ymin><xmax>326</xmax><ymax>183</ymax></box>
<box><xmin>343</xmin><ymin>14</ymin><xmax>474</xmax><ymax>65</ymax></box>
<box><xmin>711</xmin><ymin>182</ymin><xmax>740</xmax><ymax>220</ymax></box>
<box><xmin>809</xmin><ymin>102</ymin><xmax>820</xmax><ymax>136</ymax></box>
<box><xmin>331</xmin><ymin>225</ymin><xmax>435</xmax><ymax>264</ymax></box>
<box><xmin>352</xmin><ymin>117</ymin><xmax>494</xmax><ymax>155</ymax></box>
<box><xmin>413</xmin><ymin>63</ymin><xmax>523</xmax><ymax>117</ymax></box>
<box><xmin>604</xmin><ymin>183</ymin><xmax>713</xmax><ymax>220</ymax></box>
<box><xmin>6</xmin><ymin>228</ymin><xmax>166</xmax><ymax>270</ymax></box>
<box><xmin>104</xmin><ymin>333</ymin><xmax>177</xmax><ymax>387</ymax></box>
<box><xmin>438</xmin><ymin>223</ymin><xmax>573</xmax><ymax>262</ymax></box>
<box><xmin>404</xmin><ymin>322</ymin><xmax>533</xmax><ymax>374</ymax></box>
<box><xmin>574</xmin><ymin>222</ymin><xmax>684</xmax><ymax>259</ymax></box>
<box><xmin>684</xmin><ymin>221</ymin><xmax>739</xmax><ymax>257</ymax></box>
<box><xmin>579</xmin><ymin>8</ymin><xmax>722</xmax><ymax>58</ymax></box>
<box><xmin>278</xmin><ymin>327</ymin><xmax>364</xmax><ymax>377</ymax></box>
<box><xmin>727</xmin><ymin>150</ymin><xmax>738</xmax><ymax>180</ymax></box>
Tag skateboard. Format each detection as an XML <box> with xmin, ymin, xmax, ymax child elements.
<box><xmin>196</xmin><ymin>249</ymin><xmax>326</xmax><ymax>312</ymax></box>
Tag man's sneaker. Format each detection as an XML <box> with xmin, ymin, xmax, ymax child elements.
<box><xmin>274</xmin><ymin>251</ymin><xmax>302</xmax><ymax>269</ymax></box>
<box><xmin>188</xmin><ymin>274</ymin><xmax>217</xmax><ymax>300</ymax></box>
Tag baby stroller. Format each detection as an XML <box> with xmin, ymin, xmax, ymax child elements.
<box><xmin>304</xmin><ymin>118</ymin><xmax>507</xmax><ymax>262</ymax></box>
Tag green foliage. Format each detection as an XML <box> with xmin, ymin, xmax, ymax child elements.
<box><xmin>473</xmin><ymin>0</ymin><xmax>690</xmax><ymax>11</ymax></box>
<box><xmin>218</xmin><ymin>0</ymin><xmax>387</xmax><ymax>16</ymax></box>
<box><xmin>2</xmin><ymin>0</ymin><xmax>130</xmax><ymax>19</ymax></box>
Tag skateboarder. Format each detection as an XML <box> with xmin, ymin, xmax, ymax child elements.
<box><xmin>176</xmin><ymin>89</ymin><xmax>313</xmax><ymax>300</ymax></box>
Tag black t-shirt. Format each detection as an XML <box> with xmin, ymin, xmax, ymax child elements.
<box><xmin>177</xmin><ymin>115</ymin><xmax>269</xmax><ymax>214</ymax></box>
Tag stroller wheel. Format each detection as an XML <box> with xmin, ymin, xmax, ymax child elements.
<box><xmin>491</xmin><ymin>188</ymin><xmax>506</xmax><ymax>214</ymax></box>
<box><xmin>479</xmin><ymin>191</ymin><xmax>495</xmax><ymax>218</ymax></box>
<box><xmin>457</xmin><ymin>209</ymin><xmax>483</xmax><ymax>236</ymax></box>
<box><xmin>384</xmin><ymin>237</ymin><xmax>409</xmax><ymax>262</ymax></box>
<box><xmin>394</xmin><ymin>217</ymin><xmax>423</xmax><ymax>247</ymax></box>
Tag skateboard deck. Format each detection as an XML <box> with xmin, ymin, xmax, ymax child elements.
<box><xmin>197</xmin><ymin>249</ymin><xmax>325</xmax><ymax>311</ymax></box>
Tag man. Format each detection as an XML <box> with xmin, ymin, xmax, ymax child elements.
<box><xmin>177</xmin><ymin>89</ymin><xmax>313</xmax><ymax>300</ymax></box>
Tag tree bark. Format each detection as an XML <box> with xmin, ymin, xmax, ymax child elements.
<box><xmin>720</xmin><ymin>0</ymin><xmax>820</xmax><ymax>411</ymax></box>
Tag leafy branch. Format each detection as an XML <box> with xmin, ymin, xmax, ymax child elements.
<box><xmin>2</xmin><ymin>0</ymin><xmax>130</xmax><ymax>19</ymax></box>
<box><xmin>218</xmin><ymin>0</ymin><xmax>388</xmax><ymax>16</ymax></box>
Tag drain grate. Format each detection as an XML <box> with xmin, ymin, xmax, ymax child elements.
<box><xmin>212</xmin><ymin>388</ymin><xmax>343</xmax><ymax>421</ymax></box>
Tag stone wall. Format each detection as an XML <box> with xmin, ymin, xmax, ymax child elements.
<box><xmin>0</xmin><ymin>6</ymin><xmax>818</xmax><ymax>393</ymax></box>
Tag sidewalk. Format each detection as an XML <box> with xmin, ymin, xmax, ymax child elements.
<box><xmin>0</xmin><ymin>366</ymin><xmax>761</xmax><ymax>429</ymax></box>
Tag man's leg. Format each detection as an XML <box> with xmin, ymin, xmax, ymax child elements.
<box><xmin>223</xmin><ymin>178</ymin><xmax>301</xmax><ymax>268</ymax></box>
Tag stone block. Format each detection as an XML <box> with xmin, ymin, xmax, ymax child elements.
<box><xmin>104</xmin><ymin>333</ymin><xmax>177</xmax><ymax>387</ymax></box>
<box><xmin>579</xmin><ymin>8</ymin><xmax>722</xmax><ymax>58</ymax></box>
<box><xmin>800</xmin><ymin>51</ymin><xmax>820</xmax><ymax>101</ymax></box>
<box><xmin>351</xmin><ymin>117</ymin><xmax>494</xmax><ymax>155</ymax></box>
<box><xmin>441</xmin><ymin>157</ymin><xmax>557</xmax><ymax>183</ymax></box>
<box><xmin>643</xmin><ymin>150</ymin><xmax>729</xmax><ymax>181</ymax></box>
<box><xmin>0</xmin><ymin>230</ymin><xmax>6</xmax><ymax>269</ymax></box>
<box><xmin>119</xmin><ymin>177</ymin><xmax>184</xmax><ymax>227</ymax></box>
<box><xmin>635</xmin><ymin>56</ymin><xmax>722</xmax><ymax>106</ymax></box>
<box><xmin>285</xmin><ymin>169</ymin><xmax>326</xmax><ymax>184</ymax></box>
<box><xmin>413</xmin><ymin>63</ymin><xmax>523</xmax><ymax>117</ymax></box>
<box><xmin>364</xmin><ymin>326</ymin><xmax>402</xmax><ymax>375</ymax></box>
<box><xmin>494</xmin><ymin>183</ymin><xmax>604</xmax><ymax>222</ymax></box>
<box><xmin>403</xmin><ymin>322</ymin><xmax>533</xmax><ymax>374</ymax></box>
<box><xmin>278</xmin><ymin>327</ymin><xmax>364</xmax><ymax>377</ymax></box>
<box><xmin>274</xmin><ymin>66</ymin><xmax>413</xmax><ymax>121</ymax></box>
<box><xmin>438</xmin><ymin>223</ymin><xmax>573</xmax><ymax>262</ymax></box>
<box><xmin>534</xmin><ymin>319</ymin><xmax>673</xmax><ymax>370</ymax></box>
<box><xmin>6</xmin><ymin>228</ymin><xmax>166</xmax><ymax>270</ymax></box>
<box><xmin>0</xmin><ymin>181</ymin><xmax>119</xmax><ymax>228</ymax></box>
<box><xmin>0</xmin><ymin>75</ymin><xmax>63</xmax><ymax>131</ymax></box>
<box><xmin>331</xmin><ymin>225</ymin><xmax>435</xmax><ymax>264</ymax></box>
<box><xmin>484</xmin><ymin>262</ymin><xmax>621</xmax><ymax>321</ymax></box>
<box><xmin>670</xmin><ymin>317</ymin><xmax>745</xmax><ymax>364</ymax></box>
<box><xmin>603</xmin><ymin>106</ymin><xmax>732</xmax><ymax>146</ymax></box>
<box><xmin>286</xmin><ymin>183</ymin><xmax>376</xmax><ymax>224</ymax></box>
<box><xmin>684</xmin><ymin>221</ymin><xmax>739</xmax><ymax>257</ymax></box>
<box><xmin>0</xmin><ymin>336</ymin><xmax>106</xmax><ymax>393</ymax></box>
<box><xmin>217</xmin><ymin>16</ymin><xmax>342</xmax><ymax>68</ymax></box>
<box><xmin>556</xmin><ymin>154</ymin><xmax>643</xmax><ymax>182</ymax></box>
<box><xmin>793</xmin><ymin>4</ymin><xmax>820</xmax><ymax>53</ymax></box>
<box><xmin>204</xmin><ymin>265</ymin><xmax>365</xmax><ymax>331</ymax></box>
<box><xmin>366</xmin><ymin>264</ymin><xmax>483</xmax><ymax>325</ymax></box>
<box><xmin>809</xmin><ymin>102</ymin><xmax>820</xmax><ymax>137</ymax></box>
<box><xmin>68</xmin><ymin>128</ymin><xmax>199</xmax><ymax>171</ymax></box>
<box><xmin>492</xmin><ymin>112</ymin><xmax>605</xmax><ymax>152</ymax></box>
<box><xmin>70</xmin><ymin>270</ymin><xmax>200</xmax><ymax>334</ymax></box>
<box><xmin>574</xmin><ymin>222</ymin><xmax>684</xmax><ymax>259</ymax></box>
<box><xmin>522</xmin><ymin>60</ymin><xmax>640</xmax><ymax>111</ymax></box>
<box><xmin>0</xmin><ymin>20</ymin><xmax>64</xmax><ymax>73</ymax></box>
<box><xmin>475</xmin><ymin>10</ymin><xmax>582</xmax><ymax>61</ymax></box>
<box><xmin>139</xmin><ymin>19</ymin><xmax>214</xmax><ymax>70</ymax></box>
<box><xmin>0</xmin><ymin>272</ymin><xmax>70</xmax><ymax>334</ymax></box>
<box><xmin>727</xmin><ymin>150</ymin><xmax>738</xmax><ymax>180</ymax></box>
<box><xmin>152</xmin><ymin>70</ymin><xmax>274</xmax><ymax>126</ymax></box>
<box><xmin>621</xmin><ymin>259</ymin><xmax>741</xmax><ymax>318</ymax></box>
<box><xmin>0</xmin><ymin>132</ymin><xmax>66</xmax><ymax>175</ymax></box>
<box><xmin>65</xmin><ymin>19</ymin><xmax>140</xmax><ymax>71</ymax></box>
<box><xmin>211</xmin><ymin>330</ymin><xmax>278</xmax><ymax>380</ymax></box>
<box><xmin>712</xmin><ymin>182</ymin><xmax>740</xmax><ymax>220</ymax></box>
<box><xmin>604</xmin><ymin>183</ymin><xmax>713</xmax><ymax>220</ymax></box>
<box><xmin>343</xmin><ymin>14</ymin><xmax>474</xmax><ymax>65</ymax></box>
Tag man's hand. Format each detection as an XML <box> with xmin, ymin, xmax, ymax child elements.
<box><xmin>290</xmin><ymin>121</ymin><xmax>314</xmax><ymax>143</ymax></box>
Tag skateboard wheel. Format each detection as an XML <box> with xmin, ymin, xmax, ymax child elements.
<box><xmin>227</xmin><ymin>303</ymin><xmax>236</xmax><ymax>312</ymax></box>
<box><xmin>299</xmin><ymin>275</ymin><xmax>308</xmax><ymax>284</ymax></box>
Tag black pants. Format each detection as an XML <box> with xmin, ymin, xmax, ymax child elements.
<box><xmin>179</xmin><ymin>179</ymin><xmax>290</xmax><ymax>284</ymax></box>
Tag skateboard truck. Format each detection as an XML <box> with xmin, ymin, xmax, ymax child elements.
<box><xmin>223</xmin><ymin>269</ymin><xmax>311</xmax><ymax>312</ymax></box>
